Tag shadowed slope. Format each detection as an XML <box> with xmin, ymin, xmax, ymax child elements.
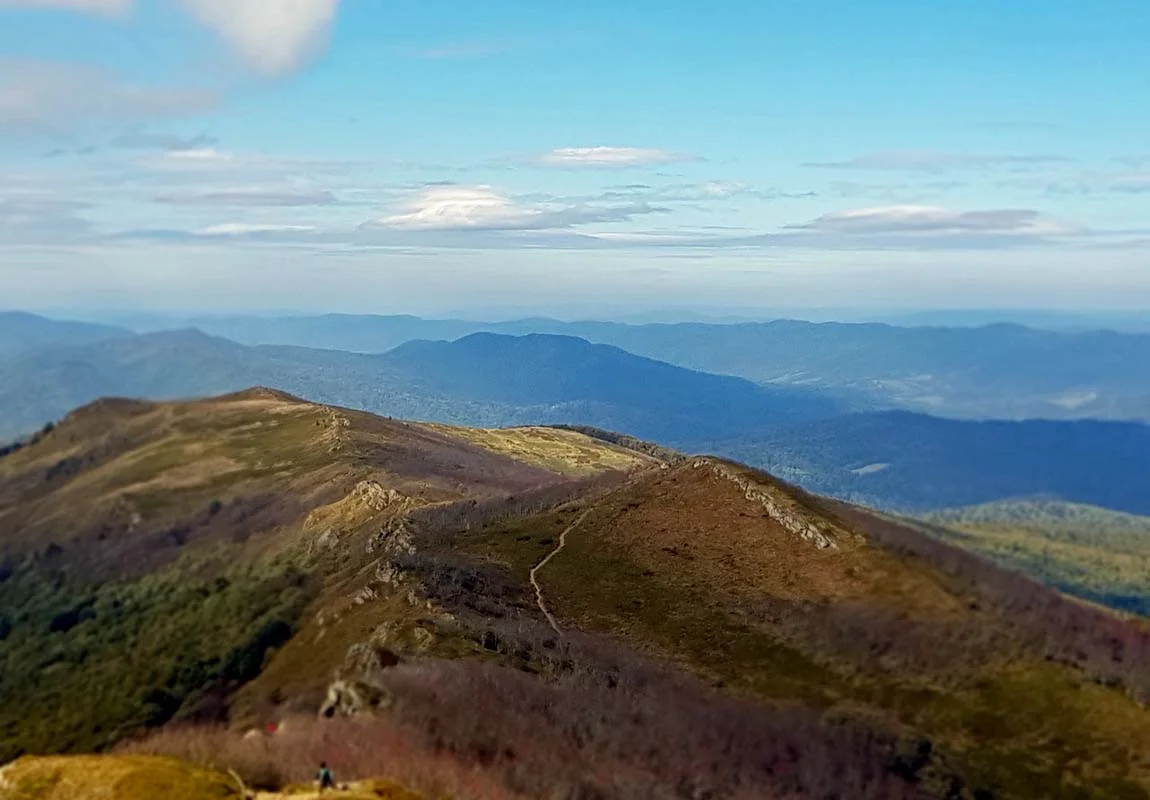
<box><xmin>452</xmin><ymin>459</ymin><xmax>1150</xmax><ymax>799</ymax></box>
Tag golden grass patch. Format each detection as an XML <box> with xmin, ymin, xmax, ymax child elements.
<box><xmin>425</xmin><ymin>424</ymin><xmax>657</xmax><ymax>476</ymax></box>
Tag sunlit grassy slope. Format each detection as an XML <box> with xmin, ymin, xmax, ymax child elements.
<box><xmin>0</xmin><ymin>755</ymin><xmax>240</xmax><ymax>800</ymax></box>
<box><xmin>0</xmin><ymin>755</ymin><xmax>426</xmax><ymax>800</ymax></box>
<box><xmin>422</xmin><ymin>423</ymin><xmax>658</xmax><ymax>476</ymax></box>
<box><xmin>923</xmin><ymin>499</ymin><xmax>1150</xmax><ymax>616</ymax></box>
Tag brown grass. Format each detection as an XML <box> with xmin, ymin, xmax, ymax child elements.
<box><xmin>448</xmin><ymin>462</ymin><xmax>1150</xmax><ymax>798</ymax></box>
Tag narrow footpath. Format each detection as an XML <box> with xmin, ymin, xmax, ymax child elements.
<box><xmin>529</xmin><ymin>508</ymin><xmax>593</xmax><ymax>635</ymax></box>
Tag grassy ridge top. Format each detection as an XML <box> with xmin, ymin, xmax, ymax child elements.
<box><xmin>422</xmin><ymin>423</ymin><xmax>659</xmax><ymax>476</ymax></box>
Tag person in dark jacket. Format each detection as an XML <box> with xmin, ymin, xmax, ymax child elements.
<box><xmin>317</xmin><ymin>762</ymin><xmax>335</xmax><ymax>792</ymax></box>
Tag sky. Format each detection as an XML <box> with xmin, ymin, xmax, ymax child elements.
<box><xmin>1</xmin><ymin>0</ymin><xmax>1149</xmax><ymax>317</ymax></box>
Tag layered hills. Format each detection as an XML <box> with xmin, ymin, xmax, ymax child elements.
<box><xmin>2</xmin><ymin>392</ymin><xmax>1149</xmax><ymax>798</ymax></box>
<box><xmin>2</xmin><ymin>318</ymin><xmax>1149</xmax><ymax>520</ymax></box>
<box><xmin>0</xmin><ymin>328</ymin><xmax>843</xmax><ymax>443</ymax></box>
<box><xmin>106</xmin><ymin>310</ymin><xmax>1150</xmax><ymax>421</ymax></box>
<box><xmin>0</xmin><ymin>312</ymin><xmax>130</xmax><ymax>360</ymax></box>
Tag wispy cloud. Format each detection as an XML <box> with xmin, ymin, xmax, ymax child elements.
<box><xmin>0</xmin><ymin>58</ymin><xmax>217</xmax><ymax>135</ymax></box>
<box><xmin>1011</xmin><ymin>169</ymin><xmax>1150</xmax><ymax>196</ymax></box>
<box><xmin>196</xmin><ymin>222</ymin><xmax>317</xmax><ymax>236</ymax></box>
<box><xmin>140</xmin><ymin>147</ymin><xmax>365</xmax><ymax>181</ymax></box>
<box><xmin>156</xmin><ymin>188</ymin><xmax>337</xmax><ymax>206</ymax></box>
<box><xmin>368</xmin><ymin>185</ymin><xmax>667</xmax><ymax>232</ymax></box>
<box><xmin>591</xmin><ymin>180</ymin><xmax>814</xmax><ymax>203</ymax></box>
<box><xmin>805</xmin><ymin>150</ymin><xmax>1070</xmax><ymax>172</ymax></box>
<box><xmin>0</xmin><ymin>0</ymin><xmax>129</xmax><ymax>14</ymax></box>
<box><xmin>0</xmin><ymin>195</ymin><xmax>93</xmax><ymax>241</ymax></box>
<box><xmin>1109</xmin><ymin>172</ymin><xmax>1150</xmax><ymax>193</ymax></box>
<box><xmin>112</xmin><ymin>128</ymin><xmax>219</xmax><ymax>151</ymax></box>
<box><xmin>539</xmin><ymin>146</ymin><xmax>700</xmax><ymax>168</ymax></box>
<box><xmin>788</xmin><ymin>205</ymin><xmax>1075</xmax><ymax>236</ymax></box>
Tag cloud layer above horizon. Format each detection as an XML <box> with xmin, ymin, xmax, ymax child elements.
<box><xmin>0</xmin><ymin>0</ymin><xmax>1148</xmax><ymax>313</ymax></box>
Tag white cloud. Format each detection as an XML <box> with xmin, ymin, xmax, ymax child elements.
<box><xmin>0</xmin><ymin>58</ymin><xmax>216</xmax><ymax>134</ymax></box>
<box><xmin>179</xmin><ymin>0</ymin><xmax>340</xmax><ymax>77</ymax></box>
<box><xmin>197</xmin><ymin>222</ymin><xmax>316</xmax><ymax>235</ymax></box>
<box><xmin>0</xmin><ymin>0</ymin><xmax>129</xmax><ymax>14</ymax></box>
<box><xmin>375</xmin><ymin>186</ymin><xmax>531</xmax><ymax>231</ymax></box>
<box><xmin>789</xmin><ymin>205</ymin><xmax>1077</xmax><ymax>237</ymax></box>
<box><xmin>539</xmin><ymin>146</ymin><xmax>698</xmax><ymax>168</ymax></box>
<box><xmin>371</xmin><ymin>185</ymin><xmax>667</xmax><ymax>232</ymax></box>
<box><xmin>805</xmin><ymin>150</ymin><xmax>1069</xmax><ymax>172</ymax></box>
<box><xmin>1</xmin><ymin>1</ymin><xmax>342</xmax><ymax>77</ymax></box>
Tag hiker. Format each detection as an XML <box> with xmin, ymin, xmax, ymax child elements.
<box><xmin>317</xmin><ymin>762</ymin><xmax>335</xmax><ymax>792</ymax></box>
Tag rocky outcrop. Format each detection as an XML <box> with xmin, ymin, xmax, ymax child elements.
<box><xmin>319</xmin><ymin>621</ymin><xmax>435</xmax><ymax>719</ymax></box>
<box><xmin>319</xmin><ymin>679</ymin><xmax>389</xmax><ymax>718</ymax></box>
<box><xmin>693</xmin><ymin>459</ymin><xmax>840</xmax><ymax>550</ymax></box>
<box><xmin>304</xmin><ymin>481</ymin><xmax>423</xmax><ymax>558</ymax></box>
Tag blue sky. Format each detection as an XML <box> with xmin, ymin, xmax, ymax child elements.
<box><xmin>1</xmin><ymin>0</ymin><xmax>1148</xmax><ymax>316</ymax></box>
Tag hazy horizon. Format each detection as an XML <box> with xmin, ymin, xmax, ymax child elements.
<box><xmin>10</xmin><ymin>305</ymin><xmax>1150</xmax><ymax>333</ymax></box>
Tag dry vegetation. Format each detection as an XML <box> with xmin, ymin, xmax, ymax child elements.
<box><xmin>6</xmin><ymin>393</ymin><xmax>1150</xmax><ymax>799</ymax></box>
<box><xmin>446</xmin><ymin>460</ymin><xmax>1150</xmax><ymax>799</ymax></box>
<box><xmin>0</xmin><ymin>391</ymin><xmax>640</xmax><ymax>763</ymax></box>
<box><xmin>0</xmin><ymin>754</ymin><xmax>242</xmax><ymax>800</ymax></box>
<box><xmin>424</xmin><ymin>424</ymin><xmax>658</xmax><ymax>476</ymax></box>
<box><xmin>126</xmin><ymin>649</ymin><xmax>932</xmax><ymax>800</ymax></box>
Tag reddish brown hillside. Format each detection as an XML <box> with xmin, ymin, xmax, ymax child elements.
<box><xmin>447</xmin><ymin>457</ymin><xmax>1150</xmax><ymax>799</ymax></box>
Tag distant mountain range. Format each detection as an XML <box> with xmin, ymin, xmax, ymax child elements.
<box><xmin>0</xmin><ymin>311</ymin><xmax>131</xmax><ymax>360</ymax></box>
<box><xmin>98</xmin><ymin>311</ymin><xmax>1150</xmax><ymax>421</ymax></box>
<box><xmin>0</xmin><ymin>324</ymin><xmax>843</xmax><ymax>445</ymax></box>
<box><xmin>3</xmin><ymin>311</ymin><xmax>1148</xmax><ymax>516</ymax></box>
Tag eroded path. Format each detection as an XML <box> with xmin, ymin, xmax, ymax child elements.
<box><xmin>529</xmin><ymin>508</ymin><xmax>593</xmax><ymax>634</ymax></box>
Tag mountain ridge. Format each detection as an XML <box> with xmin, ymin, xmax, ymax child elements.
<box><xmin>0</xmin><ymin>328</ymin><xmax>846</xmax><ymax>443</ymax></box>
<box><xmin>100</xmin><ymin>310</ymin><xmax>1150</xmax><ymax>421</ymax></box>
<box><xmin>3</xmin><ymin>392</ymin><xmax>1150</xmax><ymax>798</ymax></box>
